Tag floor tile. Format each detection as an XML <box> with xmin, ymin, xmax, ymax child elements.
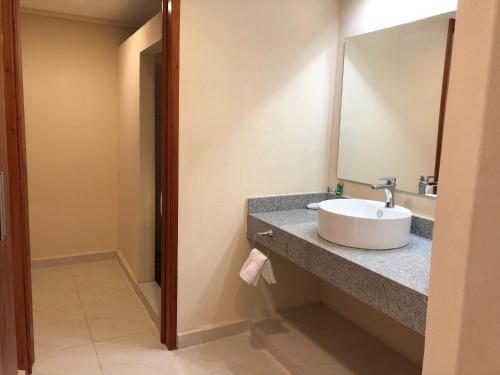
<box><xmin>95</xmin><ymin>331</ymin><xmax>222</xmax><ymax>375</ymax></box>
<box><xmin>344</xmin><ymin>341</ymin><xmax>421</xmax><ymax>375</ymax></box>
<box><xmin>203</xmin><ymin>334</ymin><xmax>284</xmax><ymax>373</ymax></box>
<box><xmin>32</xmin><ymin>276</ymin><xmax>80</xmax><ymax>311</ymax></box>
<box><xmin>69</xmin><ymin>260</ymin><xmax>122</xmax><ymax>277</ymax></box>
<box><xmin>34</xmin><ymin>305</ymin><xmax>92</xmax><ymax>353</ymax></box>
<box><xmin>267</xmin><ymin>334</ymin><xmax>340</xmax><ymax>367</ymax></box>
<box><xmin>83</xmin><ymin>300</ymin><xmax>155</xmax><ymax>341</ymax></box>
<box><xmin>31</xmin><ymin>265</ymin><xmax>71</xmax><ymax>281</ymax></box>
<box><xmin>74</xmin><ymin>273</ymin><xmax>136</xmax><ymax>305</ymax></box>
<box><xmin>166</xmin><ymin>344</ymin><xmax>224</xmax><ymax>374</ymax></box>
<box><xmin>306</xmin><ymin>362</ymin><xmax>363</xmax><ymax>375</ymax></box>
<box><xmin>32</xmin><ymin>344</ymin><xmax>102</xmax><ymax>375</ymax></box>
<box><xmin>77</xmin><ymin>287</ymin><xmax>138</xmax><ymax>306</ymax></box>
<box><xmin>72</xmin><ymin>261</ymin><xmax>134</xmax><ymax>305</ymax></box>
<box><xmin>30</xmin><ymin>261</ymin><xmax>288</xmax><ymax>375</ymax></box>
<box><xmin>252</xmin><ymin>304</ymin><xmax>421</xmax><ymax>375</ymax></box>
<box><xmin>73</xmin><ymin>271</ymin><xmax>130</xmax><ymax>291</ymax></box>
<box><xmin>214</xmin><ymin>362</ymin><xmax>290</xmax><ymax>375</ymax></box>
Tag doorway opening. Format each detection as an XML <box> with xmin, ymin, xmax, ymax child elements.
<box><xmin>0</xmin><ymin>0</ymin><xmax>180</xmax><ymax>373</ymax></box>
<box><xmin>137</xmin><ymin>45</ymin><xmax>163</xmax><ymax>318</ymax></box>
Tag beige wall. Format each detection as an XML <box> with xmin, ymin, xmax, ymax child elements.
<box><xmin>21</xmin><ymin>13</ymin><xmax>131</xmax><ymax>259</ymax></box>
<box><xmin>424</xmin><ymin>0</ymin><xmax>500</xmax><ymax>373</ymax></box>
<box><xmin>138</xmin><ymin>51</ymin><xmax>159</xmax><ymax>283</ymax></box>
<box><xmin>177</xmin><ymin>0</ymin><xmax>340</xmax><ymax>334</ymax></box>
<box><xmin>338</xmin><ymin>15</ymin><xmax>449</xmax><ymax>194</ymax></box>
<box><xmin>329</xmin><ymin>0</ymin><xmax>457</xmax><ymax>219</ymax></box>
<box><xmin>117</xmin><ymin>14</ymin><xmax>162</xmax><ymax>282</ymax></box>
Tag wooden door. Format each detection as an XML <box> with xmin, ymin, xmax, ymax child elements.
<box><xmin>2</xmin><ymin>0</ymin><xmax>34</xmax><ymax>371</ymax></box>
<box><xmin>0</xmin><ymin>18</ymin><xmax>18</xmax><ymax>373</ymax></box>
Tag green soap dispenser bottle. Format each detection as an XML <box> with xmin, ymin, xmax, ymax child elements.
<box><xmin>335</xmin><ymin>182</ymin><xmax>344</xmax><ymax>197</ymax></box>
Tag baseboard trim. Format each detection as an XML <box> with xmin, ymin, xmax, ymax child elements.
<box><xmin>115</xmin><ymin>250</ymin><xmax>139</xmax><ymax>284</ymax></box>
<box><xmin>31</xmin><ymin>250</ymin><xmax>117</xmax><ymax>268</ymax></box>
<box><xmin>115</xmin><ymin>250</ymin><xmax>248</xmax><ymax>345</ymax></box>
<box><xmin>177</xmin><ymin>319</ymin><xmax>249</xmax><ymax>348</ymax></box>
<box><xmin>116</xmin><ymin>251</ymin><xmax>161</xmax><ymax>329</ymax></box>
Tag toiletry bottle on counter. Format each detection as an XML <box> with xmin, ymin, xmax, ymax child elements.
<box><xmin>335</xmin><ymin>182</ymin><xmax>344</xmax><ymax>197</ymax></box>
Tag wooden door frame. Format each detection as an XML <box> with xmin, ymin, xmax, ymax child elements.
<box><xmin>0</xmin><ymin>11</ymin><xmax>19</xmax><ymax>373</ymax></box>
<box><xmin>434</xmin><ymin>18</ymin><xmax>456</xmax><ymax>184</ymax></box>
<box><xmin>161</xmin><ymin>0</ymin><xmax>180</xmax><ymax>350</ymax></box>
<box><xmin>1</xmin><ymin>0</ymin><xmax>181</xmax><ymax>370</ymax></box>
<box><xmin>1</xmin><ymin>0</ymin><xmax>34</xmax><ymax>372</ymax></box>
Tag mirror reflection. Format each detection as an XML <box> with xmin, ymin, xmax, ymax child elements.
<box><xmin>337</xmin><ymin>13</ymin><xmax>455</xmax><ymax>197</ymax></box>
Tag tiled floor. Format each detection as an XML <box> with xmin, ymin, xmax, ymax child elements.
<box><xmin>31</xmin><ymin>259</ymin><xmax>290</xmax><ymax>375</ymax></box>
<box><xmin>251</xmin><ymin>304</ymin><xmax>421</xmax><ymax>375</ymax></box>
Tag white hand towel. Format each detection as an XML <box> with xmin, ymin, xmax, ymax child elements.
<box><xmin>240</xmin><ymin>249</ymin><xmax>268</xmax><ymax>286</ymax></box>
<box><xmin>261</xmin><ymin>260</ymin><xmax>277</xmax><ymax>285</ymax></box>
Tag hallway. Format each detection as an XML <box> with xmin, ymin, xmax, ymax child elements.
<box><xmin>31</xmin><ymin>259</ymin><xmax>289</xmax><ymax>374</ymax></box>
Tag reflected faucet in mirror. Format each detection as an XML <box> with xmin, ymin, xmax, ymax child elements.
<box><xmin>371</xmin><ymin>177</ymin><xmax>396</xmax><ymax>208</ymax></box>
<box><xmin>419</xmin><ymin>176</ymin><xmax>438</xmax><ymax>197</ymax></box>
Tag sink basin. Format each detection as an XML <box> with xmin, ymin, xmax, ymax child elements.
<box><xmin>318</xmin><ymin>199</ymin><xmax>412</xmax><ymax>249</ymax></box>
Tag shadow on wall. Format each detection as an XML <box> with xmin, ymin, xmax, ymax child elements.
<box><xmin>181</xmin><ymin>207</ymin><xmax>323</xmax><ymax>334</ymax></box>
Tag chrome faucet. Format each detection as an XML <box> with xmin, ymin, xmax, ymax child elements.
<box><xmin>371</xmin><ymin>177</ymin><xmax>396</xmax><ymax>208</ymax></box>
<box><xmin>419</xmin><ymin>176</ymin><xmax>437</xmax><ymax>196</ymax></box>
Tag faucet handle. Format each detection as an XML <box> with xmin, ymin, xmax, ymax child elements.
<box><xmin>379</xmin><ymin>177</ymin><xmax>396</xmax><ymax>185</ymax></box>
<box><xmin>420</xmin><ymin>175</ymin><xmax>435</xmax><ymax>183</ymax></box>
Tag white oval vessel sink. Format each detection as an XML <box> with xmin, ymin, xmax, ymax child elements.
<box><xmin>318</xmin><ymin>199</ymin><xmax>412</xmax><ymax>249</ymax></box>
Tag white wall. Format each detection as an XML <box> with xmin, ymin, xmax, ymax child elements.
<box><xmin>178</xmin><ymin>0</ymin><xmax>340</xmax><ymax>334</ymax></box>
<box><xmin>329</xmin><ymin>0</ymin><xmax>458</xmax><ymax>218</ymax></box>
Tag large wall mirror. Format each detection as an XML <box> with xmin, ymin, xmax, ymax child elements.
<box><xmin>337</xmin><ymin>13</ymin><xmax>455</xmax><ymax>197</ymax></box>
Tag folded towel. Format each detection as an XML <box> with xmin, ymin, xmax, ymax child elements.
<box><xmin>240</xmin><ymin>248</ymin><xmax>277</xmax><ymax>286</ymax></box>
<box><xmin>261</xmin><ymin>260</ymin><xmax>277</xmax><ymax>285</ymax></box>
<box><xmin>240</xmin><ymin>249</ymin><xmax>267</xmax><ymax>286</ymax></box>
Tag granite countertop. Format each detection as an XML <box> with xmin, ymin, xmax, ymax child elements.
<box><xmin>247</xmin><ymin>197</ymin><xmax>433</xmax><ymax>335</ymax></box>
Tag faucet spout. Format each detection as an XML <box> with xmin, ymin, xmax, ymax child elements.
<box><xmin>371</xmin><ymin>177</ymin><xmax>396</xmax><ymax>208</ymax></box>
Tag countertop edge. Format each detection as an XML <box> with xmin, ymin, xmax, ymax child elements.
<box><xmin>247</xmin><ymin>213</ymin><xmax>428</xmax><ymax>335</ymax></box>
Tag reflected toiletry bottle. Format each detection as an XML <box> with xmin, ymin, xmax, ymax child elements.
<box><xmin>335</xmin><ymin>182</ymin><xmax>344</xmax><ymax>197</ymax></box>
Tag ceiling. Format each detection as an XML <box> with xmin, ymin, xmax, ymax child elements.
<box><xmin>20</xmin><ymin>0</ymin><xmax>162</xmax><ymax>27</ymax></box>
